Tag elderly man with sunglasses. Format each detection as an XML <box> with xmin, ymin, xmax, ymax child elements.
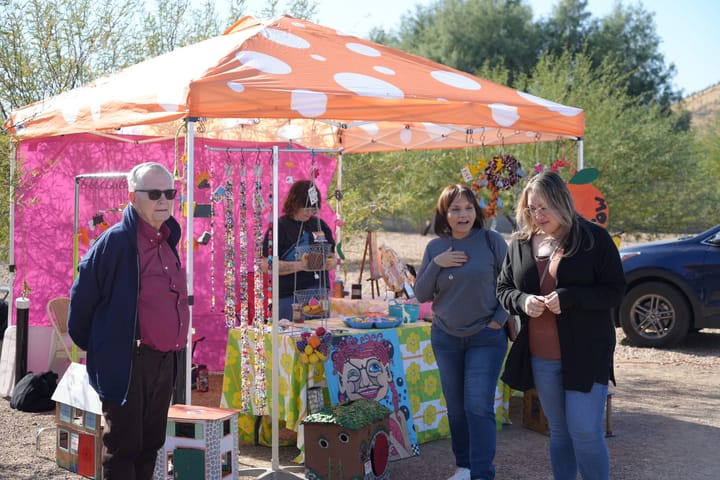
<box><xmin>68</xmin><ymin>162</ymin><xmax>189</xmax><ymax>480</ymax></box>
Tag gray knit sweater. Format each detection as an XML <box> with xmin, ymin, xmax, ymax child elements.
<box><xmin>414</xmin><ymin>227</ymin><xmax>509</xmax><ymax>337</ymax></box>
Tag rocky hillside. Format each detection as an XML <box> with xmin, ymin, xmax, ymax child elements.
<box><xmin>679</xmin><ymin>82</ymin><xmax>720</xmax><ymax>130</ymax></box>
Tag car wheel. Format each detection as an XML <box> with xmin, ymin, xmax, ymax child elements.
<box><xmin>619</xmin><ymin>281</ymin><xmax>690</xmax><ymax>347</ymax></box>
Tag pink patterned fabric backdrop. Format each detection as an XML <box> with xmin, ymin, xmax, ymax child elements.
<box><xmin>12</xmin><ymin>133</ymin><xmax>338</xmax><ymax>371</ymax></box>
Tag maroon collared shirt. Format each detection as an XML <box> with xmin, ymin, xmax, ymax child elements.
<box><xmin>136</xmin><ymin>217</ymin><xmax>190</xmax><ymax>352</ymax></box>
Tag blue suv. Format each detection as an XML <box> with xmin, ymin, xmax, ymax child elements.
<box><xmin>613</xmin><ymin>225</ymin><xmax>720</xmax><ymax>347</ymax></box>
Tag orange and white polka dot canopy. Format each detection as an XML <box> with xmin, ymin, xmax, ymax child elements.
<box><xmin>6</xmin><ymin>15</ymin><xmax>584</xmax><ymax>152</ymax></box>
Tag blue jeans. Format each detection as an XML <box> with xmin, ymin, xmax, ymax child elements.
<box><xmin>531</xmin><ymin>356</ymin><xmax>609</xmax><ymax>480</ymax></box>
<box><xmin>431</xmin><ymin>325</ymin><xmax>507</xmax><ymax>480</ymax></box>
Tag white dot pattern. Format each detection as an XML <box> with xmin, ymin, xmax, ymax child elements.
<box><xmin>6</xmin><ymin>15</ymin><xmax>585</xmax><ymax>148</ymax></box>
<box><xmin>431</xmin><ymin>70</ymin><xmax>482</xmax><ymax>90</ymax></box>
<box><xmin>346</xmin><ymin>42</ymin><xmax>382</xmax><ymax>57</ymax></box>
<box><xmin>291</xmin><ymin>89</ymin><xmax>328</xmax><ymax>117</ymax></box>
<box><xmin>334</xmin><ymin>72</ymin><xmax>404</xmax><ymax>99</ymax></box>
<box><xmin>489</xmin><ymin>103</ymin><xmax>520</xmax><ymax>127</ymax></box>
<box><xmin>263</xmin><ymin>28</ymin><xmax>310</xmax><ymax>49</ymax></box>
<box><xmin>235</xmin><ymin>51</ymin><xmax>292</xmax><ymax>75</ymax></box>
<box><xmin>373</xmin><ymin>66</ymin><xmax>396</xmax><ymax>75</ymax></box>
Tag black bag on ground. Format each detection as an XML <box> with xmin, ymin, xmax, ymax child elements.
<box><xmin>10</xmin><ymin>371</ymin><xmax>59</xmax><ymax>412</ymax></box>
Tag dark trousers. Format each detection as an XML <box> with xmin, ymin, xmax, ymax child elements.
<box><xmin>101</xmin><ymin>344</ymin><xmax>175</xmax><ymax>480</ymax></box>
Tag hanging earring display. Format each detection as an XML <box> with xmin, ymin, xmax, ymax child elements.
<box><xmin>223</xmin><ymin>161</ymin><xmax>237</xmax><ymax>328</ymax></box>
<box><xmin>237</xmin><ymin>159</ymin><xmax>249</xmax><ymax>326</ymax></box>
<box><xmin>208</xmin><ymin>161</ymin><xmax>216</xmax><ymax>311</ymax></box>
<box><xmin>251</xmin><ymin>157</ymin><xmax>267</xmax><ymax>408</ymax></box>
<box><xmin>237</xmin><ymin>158</ymin><xmax>253</xmax><ymax>412</ymax></box>
<box><xmin>265</xmin><ymin>158</ymin><xmax>274</xmax><ymax>321</ymax></box>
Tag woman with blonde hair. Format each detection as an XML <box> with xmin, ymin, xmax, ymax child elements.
<box><xmin>497</xmin><ymin>171</ymin><xmax>625</xmax><ymax>480</ymax></box>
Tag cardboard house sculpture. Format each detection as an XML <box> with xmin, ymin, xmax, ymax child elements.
<box><xmin>153</xmin><ymin>404</ymin><xmax>240</xmax><ymax>480</ymax></box>
<box><xmin>302</xmin><ymin>398</ymin><xmax>392</xmax><ymax>480</ymax></box>
<box><xmin>51</xmin><ymin>362</ymin><xmax>104</xmax><ymax>479</ymax></box>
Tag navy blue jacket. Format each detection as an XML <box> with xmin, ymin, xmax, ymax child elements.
<box><xmin>68</xmin><ymin>205</ymin><xmax>182</xmax><ymax>404</ymax></box>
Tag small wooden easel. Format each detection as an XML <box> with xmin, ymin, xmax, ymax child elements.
<box><xmin>357</xmin><ymin>231</ymin><xmax>382</xmax><ymax>298</ymax></box>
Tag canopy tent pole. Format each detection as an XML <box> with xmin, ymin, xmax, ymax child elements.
<box><xmin>335</xmin><ymin>152</ymin><xmax>343</xmax><ymax>271</ymax></box>
<box><xmin>181</xmin><ymin>119</ymin><xmax>196</xmax><ymax>404</ymax></box>
<box><xmin>267</xmin><ymin>145</ymin><xmax>294</xmax><ymax>477</ymax></box>
<box><xmin>577</xmin><ymin>138</ymin><xmax>584</xmax><ymax>170</ymax></box>
<box><xmin>6</xmin><ymin>142</ymin><xmax>16</xmax><ymax>307</ymax></box>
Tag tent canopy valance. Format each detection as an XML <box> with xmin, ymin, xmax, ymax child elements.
<box><xmin>4</xmin><ymin>15</ymin><xmax>584</xmax><ymax>153</ymax></box>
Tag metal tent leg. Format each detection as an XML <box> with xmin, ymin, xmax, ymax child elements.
<box><xmin>35</xmin><ymin>426</ymin><xmax>56</xmax><ymax>453</ymax></box>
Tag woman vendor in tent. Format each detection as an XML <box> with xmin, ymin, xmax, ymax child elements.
<box><xmin>263</xmin><ymin>179</ymin><xmax>336</xmax><ymax>322</ymax></box>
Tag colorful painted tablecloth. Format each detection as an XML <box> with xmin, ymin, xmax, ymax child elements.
<box><xmin>220</xmin><ymin>319</ymin><xmax>512</xmax><ymax>449</ymax></box>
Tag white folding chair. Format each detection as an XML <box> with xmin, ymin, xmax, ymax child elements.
<box><xmin>47</xmin><ymin>296</ymin><xmax>85</xmax><ymax>370</ymax></box>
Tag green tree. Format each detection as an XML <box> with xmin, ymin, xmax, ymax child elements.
<box><xmin>0</xmin><ymin>0</ymin><xmax>137</xmax><ymax>119</ymax></box>
<box><xmin>383</xmin><ymin>0</ymin><xmax>539</xmax><ymax>85</ymax></box>
<box><xmin>691</xmin><ymin>112</ymin><xmax>720</xmax><ymax>227</ymax></box>
<box><xmin>380</xmin><ymin>0</ymin><xmax>681</xmax><ymax>111</ymax></box>
<box><xmin>585</xmin><ymin>2</ymin><xmax>679</xmax><ymax>108</ymax></box>
<box><xmin>537</xmin><ymin>0</ymin><xmax>595</xmax><ymax>57</ymax></box>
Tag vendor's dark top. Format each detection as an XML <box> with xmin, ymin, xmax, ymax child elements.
<box><xmin>263</xmin><ymin>215</ymin><xmax>335</xmax><ymax>298</ymax></box>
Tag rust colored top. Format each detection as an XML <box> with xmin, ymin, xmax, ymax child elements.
<box><xmin>529</xmin><ymin>253</ymin><xmax>562</xmax><ymax>360</ymax></box>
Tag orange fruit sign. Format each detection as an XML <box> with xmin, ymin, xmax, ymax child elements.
<box><xmin>567</xmin><ymin>183</ymin><xmax>609</xmax><ymax>228</ymax></box>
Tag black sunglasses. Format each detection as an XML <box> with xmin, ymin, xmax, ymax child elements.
<box><xmin>135</xmin><ymin>189</ymin><xmax>177</xmax><ymax>200</ymax></box>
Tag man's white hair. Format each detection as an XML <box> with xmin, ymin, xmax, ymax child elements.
<box><xmin>127</xmin><ymin>162</ymin><xmax>174</xmax><ymax>191</ymax></box>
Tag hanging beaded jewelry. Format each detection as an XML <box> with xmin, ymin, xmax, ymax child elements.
<box><xmin>209</xmin><ymin>160</ymin><xmax>216</xmax><ymax>311</ymax></box>
<box><xmin>237</xmin><ymin>158</ymin><xmax>252</xmax><ymax>412</ymax></box>
<box><xmin>237</xmin><ymin>159</ymin><xmax>249</xmax><ymax>326</ymax></box>
<box><xmin>223</xmin><ymin>160</ymin><xmax>237</xmax><ymax>328</ymax></box>
<box><xmin>251</xmin><ymin>157</ymin><xmax>267</xmax><ymax>409</ymax></box>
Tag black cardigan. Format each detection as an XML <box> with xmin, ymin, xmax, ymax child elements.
<box><xmin>497</xmin><ymin>219</ymin><xmax>626</xmax><ymax>392</ymax></box>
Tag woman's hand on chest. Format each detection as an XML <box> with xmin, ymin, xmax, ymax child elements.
<box><xmin>433</xmin><ymin>247</ymin><xmax>468</xmax><ymax>268</ymax></box>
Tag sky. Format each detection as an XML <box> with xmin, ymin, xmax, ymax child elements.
<box><xmin>232</xmin><ymin>0</ymin><xmax>719</xmax><ymax>96</ymax></box>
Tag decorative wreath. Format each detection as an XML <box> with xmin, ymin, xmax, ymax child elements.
<box><xmin>463</xmin><ymin>154</ymin><xmax>522</xmax><ymax>218</ymax></box>
<box><xmin>485</xmin><ymin>154</ymin><xmax>521</xmax><ymax>191</ymax></box>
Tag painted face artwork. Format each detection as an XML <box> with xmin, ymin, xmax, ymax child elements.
<box><xmin>340</xmin><ymin>355</ymin><xmax>391</xmax><ymax>401</ymax></box>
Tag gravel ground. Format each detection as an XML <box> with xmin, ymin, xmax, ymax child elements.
<box><xmin>2</xmin><ymin>231</ymin><xmax>719</xmax><ymax>479</ymax></box>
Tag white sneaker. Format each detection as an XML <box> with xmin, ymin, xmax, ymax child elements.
<box><xmin>447</xmin><ymin>467</ymin><xmax>471</xmax><ymax>480</ymax></box>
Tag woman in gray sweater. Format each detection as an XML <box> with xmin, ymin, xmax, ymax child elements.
<box><xmin>414</xmin><ymin>184</ymin><xmax>509</xmax><ymax>480</ymax></box>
